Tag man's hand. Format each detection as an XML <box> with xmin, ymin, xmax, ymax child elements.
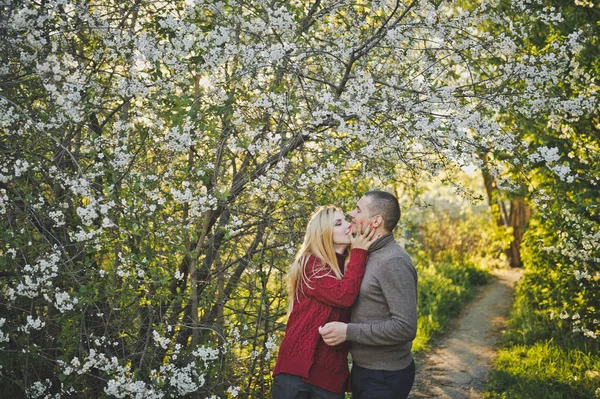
<box><xmin>318</xmin><ymin>322</ymin><xmax>348</xmax><ymax>346</ymax></box>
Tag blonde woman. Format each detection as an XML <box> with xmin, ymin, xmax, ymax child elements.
<box><xmin>272</xmin><ymin>205</ymin><xmax>378</xmax><ymax>399</ymax></box>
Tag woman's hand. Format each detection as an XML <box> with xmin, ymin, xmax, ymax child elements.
<box><xmin>349</xmin><ymin>222</ymin><xmax>379</xmax><ymax>250</ymax></box>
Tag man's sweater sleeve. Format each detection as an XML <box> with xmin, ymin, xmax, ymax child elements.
<box><xmin>346</xmin><ymin>255</ymin><xmax>418</xmax><ymax>345</ymax></box>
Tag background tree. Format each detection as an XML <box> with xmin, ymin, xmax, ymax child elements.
<box><xmin>474</xmin><ymin>0</ymin><xmax>599</xmax><ymax>339</ymax></box>
<box><xmin>0</xmin><ymin>0</ymin><xmax>597</xmax><ymax>397</ymax></box>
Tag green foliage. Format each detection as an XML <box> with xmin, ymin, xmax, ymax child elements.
<box><xmin>403</xmin><ymin>173</ymin><xmax>513</xmax><ymax>267</ymax></box>
<box><xmin>486</xmin><ymin>285</ymin><xmax>600</xmax><ymax>399</ymax></box>
<box><xmin>400</xmin><ymin>174</ymin><xmax>505</xmax><ymax>352</ymax></box>
<box><xmin>515</xmin><ymin>205</ymin><xmax>599</xmax><ymax>339</ymax></box>
<box><xmin>477</xmin><ymin>0</ymin><xmax>600</xmax><ymax>339</ymax></box>
<box><xmin>486</xmin><ymin>201</ymin><xmax>600</xmax><ymax>397</ymax></box>
<box><xmin>414</xmin><ymin>257</ymin><xmax>489</xmax><ymax>352</ymax></box>
<box><xmin>1</xmin><ymin>0</ymin><xmax>597</xmax><ymax>396</ymax></box>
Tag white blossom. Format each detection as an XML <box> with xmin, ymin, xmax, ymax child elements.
<box><xmin>54</xmin><ymin>291</ymin><xmax>79</xmax><ymax>313</ymax></box>
<box><xmin>0</xmin><ymin>189</ymin><xmax>8</xmax><ymax>215</ymax></box>
<box><xmin>14</xmin><ymin>159</ymin><xmax>30</xmax><ymax>177</ymax></box>
<box><xmin>152</xmin><ymin>330</ymin><xmax>171</xmax><ymax>350</ymax></box>
<box><xmin>227</xmin><ymin>386</ymin><xmax>240</xmax><ymax>398</ymax></box>
<box><xmin>27</xmin><ymin>379</ymin><xmax>51</xmax><ymax>399</ymax></box>
<box><xmin>76</xmin><ymin>203</ymin><xmax>99</xmax><ymax>226</ymax></box>
<box><xmin>0</xmin><ymin>318</ymin><xmax>9</xmax><ymax>345</ymax></box>
<box><xmin>18</xmin><ymin>315</ymin><xmax>46</xmax><ymax>334</ymax></box>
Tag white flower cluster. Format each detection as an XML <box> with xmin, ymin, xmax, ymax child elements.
<box><xmin>227</xmin><ymin>386</ymin><xmax>240</xmax><ymax>397</ymax></box>
<box><xmin>0</xmin><ymin>164</ymin><xmax>11</xmax><ymax>184</ymax></box>
<box><xmin>64</xmin><ymin>331</ymin><xmax>222</xmax><ymax>397</ymax></box>
<box><xmin>65</xmin><ymin>177</ymin><xmax>92</xmax><ymax>197</ymax></box>
<box><xmin>14</xmin><ymin>251</ymin><xmax>61</xmax><ymax>299</ymax></box>
<box><xmin>27</xmin><ymin>379</ymin><xmax>52</xmax><ymax>399</ymax></box>
<box><xmin>152</xmin><ymin>330</ymin><xmax>171</xmax><ymax>350</ymax></box>
<box><xmin>528</xmin><ymin>146</ymin><xmax>575</xmax><ymax>182</ymax></box>
<box><xmin>537</xmin><ymin>202</ymin><xmax>600</xmax><ymax>338</ymax></box>
<box><xmin>59</xmin><ymin>350</ymin><xmax>161</xmax><ymax>398</ymax></box>
<box><xmin>76</xmin><ymin>203</ymin><xmax>99</xmax><ymax>226</ymax></box>
<box><xmin>569</xmin><ymin>312</ymin><xmax>598</xmax><ymax>338</ymax></box>
<box><xmin>110</xmin><ymin>145</ymin><xmax>134</xmax><ymax>171</ymax></box>
<box><xmin>18</xmin><ymin>315</ymin><xmax>46</xmax><ymax>334</ymax></box>
<box><xmin>192</xmin><ymin>345</ymin><xmax>220</xmax><ymax>367</ymax></box>
<box><xmin>104</xmin><ymin>376</ymin><xmax>164</xmax><ymax>399</ymax></box>
<box><xmin>226</xmin><ymin>216</ymin><xmax>244</xmax><ymax>235</ymax></box>
<box><xmin>166</xmin><ymin>363</ymin><xmax>203</xmax><ymax>396</ymax></box>
<box><xmin>174</xmin><ymin>270</ymin><xmax>185</xmax><ymax>281</ymax></box>
<box><xmin>0</xmin><ymin>189</ymin><xmax>8</xmax><ymax>215</ymax></box>
<box><xmin>574</xmin><ymin>270</ymin><xmax>591</xmax><ymax>281</ymax></box>
<box><xmin>169</xmin><ymin>182</ymin><xmax>217</xmax><ymax>216</ymax></box>
<box><xmin>9</xmin><ymin>5</ymin><xmax>38</xmax><ymax>31</ymax></box>
<box><xmin>52</xmin><ymin>291</ymin><xmax>79</xmax><ymax>313</ymax></box>
<box><xmin>14</xmin><ymin>159</ymin><xmax>29</xmax><ymax>177</ymax></box>
<box><xmin>163</xmin><ymin>117</ymin><xmax>199</xmax><ymax>153</ymax></box>
<box><xmin>48</xmin><ymin>209</ymin><xmax>66</xmax><ymax>227</ymax></box>
<box><xmin>171</xmin><ymin>185</ymin><xmax>194</xmax><ymax>204</ymax></box>
<box><xmin>264</xmin><ymin>335</ymin><xmax>277</xmax><ymax>361</ymax></box>
<box><xmin>68</xmin><ymin>225</ymin><xmax>101</xmax><ymax>243</ymax></box>
<box><xmin>0</xmin><ymin>318</ymin><xmax>9</xmax><ymax>346</ymax></box>
<box><xmin>164</xmin><ymin>126</ymin><xmax>193</xmax><ymax>153</ymax></box>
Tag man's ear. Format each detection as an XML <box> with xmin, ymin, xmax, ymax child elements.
<box><xmin>372</xmin><ymin>215</ymin><xmax>383</xmax><ymax>228</ymax></box>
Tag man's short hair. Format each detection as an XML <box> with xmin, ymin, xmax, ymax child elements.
<box><xmin>364</xmin><ymin>190</ymin><xmax>400</xmax><ymax>232</ymax></box>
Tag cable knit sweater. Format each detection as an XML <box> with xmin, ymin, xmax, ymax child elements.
<box><xmin>273</xmin><ymin>248</ymin><xmax>368</xmax><ymax>393</ymax></box>
<box><xmin>346</xmin><ymin>233</ymin><xmax>418</xmax><ymax>371</ymax></box>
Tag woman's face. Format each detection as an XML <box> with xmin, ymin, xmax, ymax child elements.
<box><xmin>332</xmin><ymin>210</ymin><xmax>352</xmax><ymax>246</ymax></box>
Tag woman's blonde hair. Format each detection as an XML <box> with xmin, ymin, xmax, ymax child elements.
<box><xmin>287</xmin><ymin>205</ymin><xmax>345</xmax><ymax>313</ymax></box>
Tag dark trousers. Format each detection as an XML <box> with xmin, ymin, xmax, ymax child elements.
<box><xmin>272</xmin><ymin>373</ymin><xmax>345</xmax><ymax>399</ymax></box>
<box><xmin>351</xmin><ymin>361</ymin><xmax>415</xmax><ymax>399</ymax></box>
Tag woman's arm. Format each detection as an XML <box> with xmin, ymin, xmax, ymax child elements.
<box><xmin>302</xmin><ymin>249</ymin><xmax>368</xmax><ymax>308</ymax></box>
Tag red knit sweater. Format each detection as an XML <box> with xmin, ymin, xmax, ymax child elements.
<box><xmin>273</xmin><ymin>248</ymin><xmax>368</xmax><ymax>393</ymax></box>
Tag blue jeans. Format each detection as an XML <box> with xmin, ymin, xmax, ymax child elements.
<box><xmin>351</xmin><ymin>361</ymin><xmax>415</xmax><ymax>399</ymax></box>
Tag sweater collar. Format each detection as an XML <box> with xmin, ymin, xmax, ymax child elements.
<box><xmin>368</xmin><ymin>233</ymin><xmax>395</xmax><ymax>254</ymax></box>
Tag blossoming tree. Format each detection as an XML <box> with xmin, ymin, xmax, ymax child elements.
<box><xmin>0</xmin><ymin>0</ymin><xmax>597</xmax><ymax>397</ymax></box>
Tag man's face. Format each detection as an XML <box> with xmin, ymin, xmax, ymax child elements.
<box><xmin>349</xmin><ymin>195</ymin><xmax>376</xmax><ymax>234</ymax></box>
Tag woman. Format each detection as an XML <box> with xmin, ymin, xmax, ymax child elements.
<box><xmin>272</xmin><ymin>205</ymin><xmax>377</xmax><ymax>398</ymax></box>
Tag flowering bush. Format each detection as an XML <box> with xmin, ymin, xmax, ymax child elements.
<box><xmin>0</xmin><ymin>0</ymin><xmax>597</xmax><ymax>397</ymax></box>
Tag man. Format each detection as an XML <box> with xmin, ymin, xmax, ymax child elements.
<box><xmin>319</xmin><ymin>190</ymin><xmax>418</xmax><ymax>399</ymax></box>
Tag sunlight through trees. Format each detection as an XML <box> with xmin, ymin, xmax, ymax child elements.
<box><xmin>0</xmin><ymin>0</ymin><xmax>598</xmax><ymax>397</ymax></box>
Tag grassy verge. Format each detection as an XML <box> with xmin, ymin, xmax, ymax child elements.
<box><xmin>413</xmin><ymin>257</ymin><xmax>490</xmax><ymax>352</ymax></box>
<box><xmin>485</xmin><ymin>286</ymin><xmax>600</xmax><ymax>398</ymax></box>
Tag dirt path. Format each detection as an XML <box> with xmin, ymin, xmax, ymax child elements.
<box><xmin>409</xmin><ymin>267</ymin><xmax>523</xmax><ymax>399</ymax></box>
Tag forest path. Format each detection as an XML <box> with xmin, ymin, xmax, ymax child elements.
<box><xmin>409</xmin><ymin>267</ymin><xmax>523</xmax><ymax>399</ymax></box>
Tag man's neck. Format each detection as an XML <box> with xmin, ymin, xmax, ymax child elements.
<box><xmin>369</xmin><ymin>232</ymin><xmax>394</xmax><ymax>253</ymax></box>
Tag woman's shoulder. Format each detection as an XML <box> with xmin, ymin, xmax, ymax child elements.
<box><xmin>304</xmin><ymin>254</ymin><xmax>324</xmax><ymax>269</ymax></box>
<box><xmin>305</xmin><ymin>255</ymin><xmax>338</xmax><ymax>279</ymax></box>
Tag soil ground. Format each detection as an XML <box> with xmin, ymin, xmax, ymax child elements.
<box><xmin>409</xmin><ymin>267</ymin><xmax>523</xmax><ymax>399</ymax></box>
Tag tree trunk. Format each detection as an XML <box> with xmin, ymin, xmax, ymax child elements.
<box><xmin>507</xmin><ymin>199</ymin><xmax>532</xmax><ymax>267</ymax></box>
<box><xmin>480</xmin><ymin>153</ymin><xmax>531</xmax><ymax>267</ymax></box>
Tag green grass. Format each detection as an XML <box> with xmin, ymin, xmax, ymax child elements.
<box><xmin>413</xmin><ymin>257</ymin><xmax>490</xmax><ymax>352</ymax></box>
<box><xmin>485</xmin><ymin>292</ymin><xmax>600</xmax><ymax>398</ymax></box>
